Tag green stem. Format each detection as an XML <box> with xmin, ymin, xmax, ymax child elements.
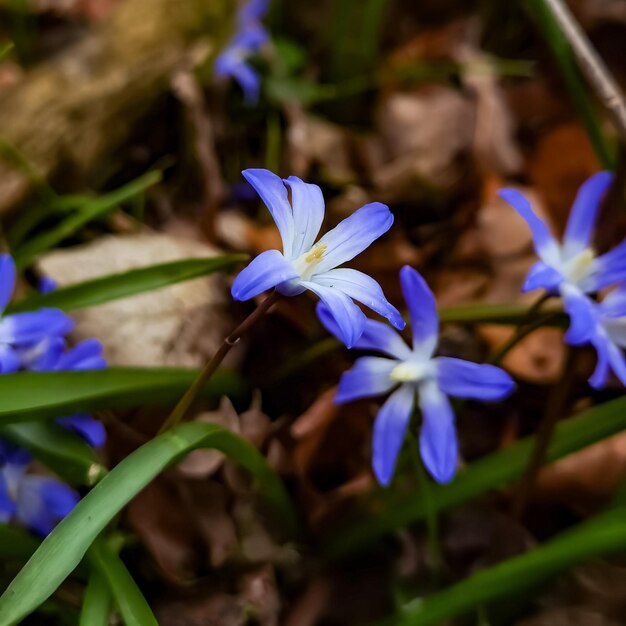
<box><xmin>408</xmin><ymin>433</ymin><xmax>443</xmax><ymax>576</ymax></box>
<box><xmin>489</xmin><ymin>294</ymin><xmax>555</xmax><ymax>365</ymax></box>
<box><xmin>158</xmin><ymin>290</ymin><xmax>280</xmax><ymax>434</ymax></box>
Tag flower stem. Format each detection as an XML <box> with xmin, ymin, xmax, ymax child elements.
<box><xmin>409</xmin><ymin>432</ymin><xmax>443</xmax><ymax>576</ymax></box>
<box><xmin>540</xmin><ymin>0</ymin><xmax>626</xmax><ymax>142</ymax></box>
<box><xmin>489</xmin><ymin>293</ymin><xmax>554</xmax><ymax>365</ymax></box>
<box><xmin>512</xmin><ymin>346</ymin><xmax>576</xmax><ymax>518</ymax></box>
<box><xmin>158</xmin><ymin>290</ymin><xmax>280</xmax><ymax>434</ymax></box>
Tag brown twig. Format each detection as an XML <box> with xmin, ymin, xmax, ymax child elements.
<box><xmin>171</xmin><ymin>70</ymin><xmax>224</xmax><ymax>243</ymax></box>
<box><xmin>542</xmin><ymin>0</ymin><xmax>626</xmax><ymax>142</ymax></box>
<box><xmin>512</xmin><ymin>346</ymin><xmax>577</xmax><ymax>519</ymax></box>
<box><xmin>158</xmin><ymin>290</ymin><xmax>281</xmax><ymax>434</ymax></box>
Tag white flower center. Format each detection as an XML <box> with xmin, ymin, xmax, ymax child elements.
<box><xmin>561</xmin><ymin>247</ymin><xmax>596</xmax><ymax>287</ymax></box>
<box><xmin>390</xmin><ymin>360</ymin><xmax>429</xmax><ymax>383</ymax></box>
<box><xmin>293</xmin><ymin>243</ymin><xmax>328</xmax><ymax>280</ymax></box>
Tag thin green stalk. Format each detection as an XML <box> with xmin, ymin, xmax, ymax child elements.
<box><xmin>382</xmin><ymin>506</ymin><xmax>626</xmax><ymax>626</ymax></box>
<box><xmin>408</xmin><ymin>433</ymin><xmax>443</xmax><ymax>576</ymax></box>
<box><xmin>159</xmin><ymin>291</ymin><xmax>280</xmax><ymax>433</ymax></box>
<box><xmin>489</xmin><ymin>293</ymin><xmax>555</xmax><ymax>365</ymax></box>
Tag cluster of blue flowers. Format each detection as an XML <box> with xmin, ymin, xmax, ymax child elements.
<box><xmin>233</xmin><ymin>168</ymin><xmax>517</xmax><ymax>484</ymax></box>
<box><xmin>234</xmin><ymin>167</ymin><xmax>626</xmax><ymax>487</ymax></box>
<box><xmin>214</xmin><ymin>0</ymin><xmax>269</xmax><ymax>103</ymax></box>
<box><xmin>0</xmin><ymin>255</ymin><xmax>106</xmax><ymax>535</ymax></box>
<box><xmin>499</xmin><ymin>172</ymin><xmax>626</xmax><ymax>388</ymax></box>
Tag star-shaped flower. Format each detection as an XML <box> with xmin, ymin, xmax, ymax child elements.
<box><xmin>498</xmin><ymin>172</ymin><xmax>626</xmax><ymax>328</ymax></box>
<box><xmin>232</xmin><ymin>168</ymin><xmax>404</xmax><ymax>347</ymax></box>
<box><xmin>322</xmin><ymin>266</ymin><xmax>515</xmax><ymax>484</ymax></box>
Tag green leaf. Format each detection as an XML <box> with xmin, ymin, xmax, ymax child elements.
<box><xmin>388</xmin><ymin>506</ymin><xmax>626</xmax><ymax>626</ymax></box>
<box><xmin>0</xmin><ymin>422</ymin><xmax>295</xmax><ymax>626</ymax></box>
<box><xmin>439</xmin><ymin>301</ymin><xmax>565</xmax><ymax>326</ymax></box>
<box><xmin>2</xmin><ymin>422</ymin><xmax>107</xmax><ymax>486</ymax></box>
<box><xmin>0</xmin><ymin>367</ymin><xmax>247</xmax><ymax>424</ymax></box>
<box><xmin>79</xmin><ymin>565</ymin><xmax>112</xmax><ymax>626</ymax></box>
<box><xmin>87</xmin><ymin>539</ymin><xmax>154</xmax><ymax>626</ymax></box>
<box><xmin>9</xmin><ymin>255</ymin><xmax>247</xmax><ymax>314</ymax></box>
<box><xmin>327</xmin><ymin>396</ymin><xmax>626</xmax><ymax>558</ymax></box>
<box><xmin>12</xmin><ymin>170</ymin><xmax>161</xmax><ymax>269</ymax></box>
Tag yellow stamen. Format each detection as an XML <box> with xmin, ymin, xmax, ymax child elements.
<box><xmin>305</xmin><ymin>243</ymin><xmax>327</xmax><ymax>265</ymax></box>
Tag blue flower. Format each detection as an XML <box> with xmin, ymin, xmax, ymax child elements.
<box><xmin>0</xmin><ymin>439</ymin><xmax>78</xmax><ymax>536</ymax></box>
<box><xmin>231</xmin><ymin>168</ymin><xmax>404</xmax><ymax>347</ymax></box>
<box><xmin>0</xmin><ymin>255</ymin><xmax>73</xmax><ymax>373</ymax></box>
<box><xmin>20</xmin><ymin>338</ymin><xmax>107</xmax><ymax>447</ymax></box>
<box><xmin>323</xmin><ymin>266</ymin><xmax>515</xmax><ymax>485</ymax></box>
<box><xmin>498</xmin><ymin>172</ymin><xmax>626</xmax><ymax>323</ymax></box>
<box><xmin>214</xmin><ymin>0</ymin><xmax>270</xmax><ymax>103</ymax></box>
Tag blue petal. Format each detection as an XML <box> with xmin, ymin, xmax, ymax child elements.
<box><xmin>314</xmin><ymin>268</ymin><xmax>405</xmax><ymax>330</ymax></box>
<box><xmin>435</xmin><ymin>357</ymin><xmax>515</xmax><ymax>400</ymax></box>
<box><xmin>599</xmin><ymin>285</ymin><xmax>626</xmax><ymax>318</ymax></box>
<box><xmin>301</xmin><ymin>280</ymin><xmax>366</xmax><ymax>348</ymax></box>
<box><xmin>38</xmin><ymin>276</ymin><xmax>57</xmax><ymax>294</ymax></box>
<box><xmin>283</xmin><ymin>176</ymin><xmax>325</xmax><ymax>257</ymax></box>
<box><xmin>522</xmin><ymin>261</ymin><xmax>563</xmax><ymax>293</ymax></box>
<box><xmin>57</xmin><ymin>414</ymin><xmax>106</xmax><ymax>447</ymax></box>
<box><xmin>0</xmin><ymin>473</ymin><xmax>16</xmax><ymax>522</ymax></box>
<box><xmin>587</xmin><ymin>328</ymin><xmax>626</xmax><ymax>389</ymax></box>
<box><xmin>498</xmin><ymin>188</ymin><xmax>560</xmax><ymax>267</ymax></box>
<box><xmin>56</xmin><ymin>339</ymin><xmax>106</xmax><ymax>371</ymax></box>
<box><xmin>231</xmin><ymin>23</ymin><xmax>269</xmax><ymax>50</ymax></box>
<box><xmin>19</xmin><ymin>336</ymin><xmax>65</xmax><ymax>371</ymax></box>
<box><xmin>0</xmin><ymin>255</ymin><xmax>15</xmax><ymax>314</ymax></box>
<box><xmin>16</xmin><ymin>476</ymin><xmax>78</xmax><ymax>536</ymax></box>
<box><xmin>605</xmin><ymin>338</ymin><xmax>626</xmax><ymax>387</ymax></box>
<box><xmin>242</xmin><ymin>169</ymin><xmax>295</xmax><ymax>257</ymax></box>
<box><xmin>314</xmin><ymin>202</ymin><xmax>393</xmax><ymax>274</ymax></box>
<box><xmin>230</xmin><ymin>60</ymin><xmax>262</xmax><ymax>104</ymax></box>
<box><xmin>589</xmin><ymin>332</ymin><xmax>610</xmax><ymax>389</ymax></box>
<box><xmin>399</xmin><ymin>266</ymin><xmax>438</xmax><ymax>358</ymax></box>
<box><xmin>372</xmin><ymin>384</ymin><xmax>415</xmax><ymax>486</ymax></box>
<box><xmin>594</xmin><ymin>239</ymin><xmax>626</xmax><ymax>290</ymax></box>
<box><xmin>335</xmin><ymin>356</ymin><xmax>398</xmax><ymax>403</ymax></box>
<box><xmin>317</xmin><ymin>303</ymin><xmax>412</xmax><ymax>359</ymax></box>
<box><xmin>563</xmin><ymin>171</ymin><xmax>613</xmax><ymax>258</ymax></box>
<box><xmin>239</xmin><ymin>0</ymin><xmax>269</xmax><ymax>22</ymax></box>
<box><xmin>560</xmin><ymin>285</ymin><xmax>598</xmax><ymax>345</ymax></box>
<box><xmin>0</xmin><ymin>309</ymin><xmax>74</xmax><ymax>345</ymax></box>
<box><xmin>418</xmin><ymin>381</ymin><xmax>458</xmax><ymax>484</ymax></box>
<box><xmin>231</xmin><ymin>249</ymin><xmax>298</xmax><ymax>301</ymax></box>
<box><xmin>0</xmin><ymin>344</ymin><xmax>20</xmax><ymax>373</ymax></box>
<box><xmin>0</xmin><ymin>439</ymin><xmax>31</xmax><ymax>467</ymax></box>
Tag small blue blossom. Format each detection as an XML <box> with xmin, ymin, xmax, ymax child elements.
<box><xmin>0</xmin><ymin>255</ymin><xmax>73</xmax><ymax>374</ymax></box>
<box><xmin>38</xmin><ymin>276</ymin><xmax>57</xmax><ymax>294</ymax></box>
<box><xmin>321</xmin><ymin>266</ymin><xmax>515</xmax><ymax>485</ymax></box>
<box><xmin>0</xmin><ymin>439</ymin><xmax>78</xmax><ymax>536</ymax></box>
<box><xmin>498</xmin><ymin>172</ymin><xmax>626</xmax><ymax>328</ymax></box>
<box><xmin>20</xmin><ymin>338</ymin><xmax>107</xmax><ymax>447</ymax></box>
<box><xmin>214</xmin><ymin>0</ymin><xmax>270</xmax><ymax>103</ymax></box>
<box><xmin>231</xmin><ymin>168</ymin><xmax>405</xmax><ymax>347</ymax></box>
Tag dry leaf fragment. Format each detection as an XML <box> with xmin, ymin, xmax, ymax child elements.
<box><xmin>37</xmin><ymin>232</ymin><xmax>232</xmax><ymax>367</ymax></box>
